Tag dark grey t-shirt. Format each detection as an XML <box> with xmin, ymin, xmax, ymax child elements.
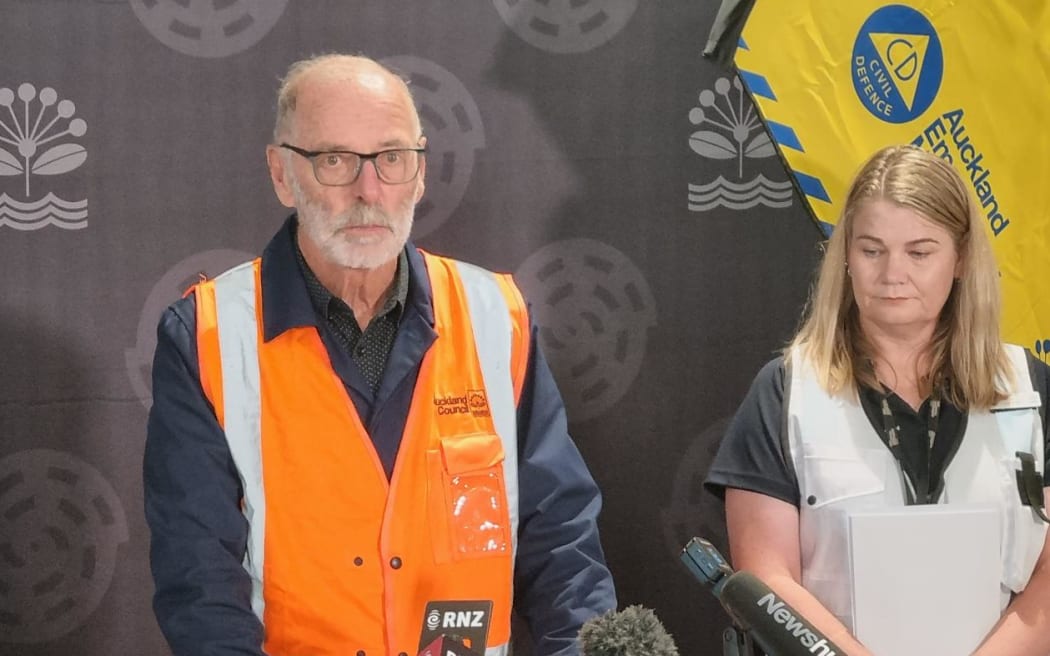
<box><xmin>705</xmin><ymin>352</ymin><xmax>1050</xmax><ymax>506</ymax></box>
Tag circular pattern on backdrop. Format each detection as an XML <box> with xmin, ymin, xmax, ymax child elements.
<box><xmin>0</xmin><ymin>450</ymin><xmax>128</xmax><ymax>644</ymax></box>
<box><xmin>515</xmin><ymin>239</ymin><xmax>656</xmax><ymax>422</ymax></box>
<box><xmin>126</xmin><ymin>249</ymin><xmax>255</xmax><ymax>408</ymax></box>
<box><xmin>381</xmin><ymin>56</ymin><xmax>486</xmax><ymax>239</ymax></box>
<box><xmin>129</xmin><ymin>0</ymin><xmax>288</xmax><ymax>58</ymax></box>
<box><xmin>492</xmin><ymin>0</ymin><xmax>638</xmax><ymax>54</ymax></box>
<box><xmin>660</xmin><ymin>418</ymin><xmax>731</xmax><ymax>558</ymax></box>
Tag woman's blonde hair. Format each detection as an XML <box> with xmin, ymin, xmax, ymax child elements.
<box><xmin>786</xmin><ymin>144</ymin><xmax>1009</xmax><ymax>409</ymax></box>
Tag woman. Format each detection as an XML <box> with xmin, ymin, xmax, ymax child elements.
<box><xmin>705</xmin><ymin>145</ymin><xmax>1050</xmax><ymax>655</ymax></box>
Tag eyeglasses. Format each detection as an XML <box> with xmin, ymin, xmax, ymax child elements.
<box><xmin>280</xmin><ymin>143</ymin><xmax>426</xmax><ymax>185</ymax></box>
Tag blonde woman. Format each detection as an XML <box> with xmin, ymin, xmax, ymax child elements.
<box><xmin>706</xmin><ymin>145</ymin><xmax>1049</xmax><ymax>655</ymax></box>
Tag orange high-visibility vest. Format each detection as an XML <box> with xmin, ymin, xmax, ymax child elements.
<box><xmin>193</xmin><ymin>251</ymin><xmax>530</xmax><ymax>656</ymax></box>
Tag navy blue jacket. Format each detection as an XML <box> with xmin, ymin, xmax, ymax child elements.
<box><xmin>143</xmin><ymin>217</ymin><xmax>616</xmax><ymax>656</ymax></box>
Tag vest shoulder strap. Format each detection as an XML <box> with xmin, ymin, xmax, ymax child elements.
<box><xmin>191</xmin><ymin>259</ymin><xmax>261</xmax><ymax>428</ymax></box>
<box><xmin>419</xmin><ymin>250</ymin><xmax>531</xmax><ymax>405</ymax></box>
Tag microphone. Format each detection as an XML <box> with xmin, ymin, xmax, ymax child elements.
<box><xmin>578</xmin><ymin>605</ymin><xmax>679</xmax><ymax>656</ymax></box>
<box><xmin>681</xmin><ymin>538</ymin><xmax>849</xmax><ymax>656</ymax></box>
<box><xmin>418</xmin><ymin>634</ymin><xmax>482</xmax><ymax>656</ymax></box>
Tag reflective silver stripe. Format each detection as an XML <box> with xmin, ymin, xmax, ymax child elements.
<box><xmin>211</xmin><ymin>258</ymin><xmax>520</xmax><ymax>626</ymax></box>
<box><xmin>454</xmin><ymin>261</ymin><xmax>520</xmax><ymax>558</ymax></box>
<box><xmin>212</xmin><ymin>261</ymin><xmax>267</xmax><ymax>622</ymax></box>
<box><xmin>485</xmin><ymin>643</ymin><xmax>509</xmax><ymax>656</ymax></box>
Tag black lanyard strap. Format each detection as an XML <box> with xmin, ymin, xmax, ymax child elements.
<box><xmin>879</xmin><ymin>393</ymin><xmax>942</xmax><ymax>505</ymax></box>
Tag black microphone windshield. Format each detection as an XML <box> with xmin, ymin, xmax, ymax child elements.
<box><xmin>578</xmin><ymin>605</ymin><xmax>679</xmax><ymax>656</ymax></box>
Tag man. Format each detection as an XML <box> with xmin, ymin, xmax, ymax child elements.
<box><xmin>143</xmin><ymin>54</ymin><xmax>616</xmax><ymax>656</ymax></box>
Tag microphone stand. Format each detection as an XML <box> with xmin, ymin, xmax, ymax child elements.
<box><xmin>682</xmin><ymin>538</ymin><xmax>758</xmax><ymax>656</ymax></box>
<box><xmin>722</xmin><ymin>625</ymin><xmax>755</xmax><ymax>656</ymax></box>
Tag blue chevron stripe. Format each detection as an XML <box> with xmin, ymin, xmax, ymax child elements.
<box><xmin>738</xmin><ymin>70</ymin><xmax>776</xmax><ymax>100</ymax></box>
<box><xmin>794</xmin><ymin>171</ymin><xmax>831</xmax><ymax>204</ymax></box>
<box><xmin>738</xmin><ymin>37</ymin><xmax>749</xmax><ymax>50</ymax></box>
<box><xmin>736</xmin><ymin>57</ymin><xmax>832</xmax><ymax>215</ymax></box>
<box><xmin>766</xmin><ymin>120</ymin><xmax>803</xmax><ymax>152</ymax></box>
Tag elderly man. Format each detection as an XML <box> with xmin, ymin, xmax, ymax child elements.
<box><xmin>144</xmin><ymin>54</ymin><xmax>616</xmax><ymax>656</ymax></box>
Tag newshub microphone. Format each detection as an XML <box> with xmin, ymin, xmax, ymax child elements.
<box><xmin>578</xmin><ymin>605</ymin><xmax>679</xmax><ymax>656</ymax></box>
<box><xmin>681</xmin><ymin>538</ymin><xmax>849</xmax><ymax>656</ymax></box>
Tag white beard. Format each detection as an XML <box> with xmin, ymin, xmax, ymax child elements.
<box><xmin>291</xmin><ymin>174</ymin><xmax>415</xmax><ymax>270</ymax></box>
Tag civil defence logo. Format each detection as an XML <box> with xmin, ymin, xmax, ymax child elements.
<box><xmin>0</xmin><ymin>84</ymin><xmax>88</xmax><ymax>230</ymax></box>
<box><xmin>851</xmin><ymin>4</ymin><xmax>943</xmax><ymax>123</ymax></box>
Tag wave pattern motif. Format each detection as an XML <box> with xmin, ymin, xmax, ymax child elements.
<box><xmin>687</xmin><ymin>175</ymin><xmax>794</xmax><ymax>211</ymax></box>
<box><xmin>0</xmin><ymin>193</ymin><xmax>88</xmax><ymax>230</ymax></box>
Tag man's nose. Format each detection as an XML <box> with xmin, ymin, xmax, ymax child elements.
<box><xmin>352</xmin><ymin>159</ymin><xmax>384</xmax><ymax>204</ymax></box>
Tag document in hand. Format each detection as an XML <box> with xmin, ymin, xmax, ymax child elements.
<box><xmin>848</xmin><ymin>504</ymin><xmax>1001</xmax><ymax>656</ymax></box>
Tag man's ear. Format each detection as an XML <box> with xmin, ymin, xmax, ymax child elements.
<box><xmin>266</xmin><ymin>145</ymin><xmax>297</xmax><ymax>208</ymax></box>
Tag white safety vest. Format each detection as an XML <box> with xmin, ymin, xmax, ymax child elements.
<box><xmin>787</xmin><ymin>344</ymin><xmax>1047</xmax><ymax>631</ymax></box>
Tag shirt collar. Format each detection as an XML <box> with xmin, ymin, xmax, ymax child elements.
<box><xmin>294</xmin><ymin>233</ymin><xmax>409</xmax><ymax>324</ymax></box>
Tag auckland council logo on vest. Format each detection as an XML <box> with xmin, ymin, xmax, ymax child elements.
<box><xmin>433</xmin><ymin>390</ymin><xmax>490</xmax><ymax>418</ymax></box>
<box><xmin>0</xmin><ymin>83</ymin><xmax>88</xmax><ymax>230</ymax></box>
<box><xmin>851</xmin><ymin>4</ymin><xmax>944</xmax><ymax>124</ymax></box>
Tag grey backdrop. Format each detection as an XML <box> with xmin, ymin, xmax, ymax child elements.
<box><xmin>0</xmin><ymin>1</ymin><xmax>822</xmax><ymax>654</ymax></box>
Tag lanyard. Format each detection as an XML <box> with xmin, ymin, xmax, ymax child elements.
<box><xmin>878</xmin><ymin>392</ymin><xmax>942</xmax><ymax>505</ymax></box>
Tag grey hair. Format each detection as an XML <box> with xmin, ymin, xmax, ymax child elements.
<box><xmin>272</xmin><ymin>54</ymin><xmax>421</xmax><ymax>142</ymax></box>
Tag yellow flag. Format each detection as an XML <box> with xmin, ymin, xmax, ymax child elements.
<box><xmin>717</xmin><ymin>1</ymin><xmax>1050</xmax><ymax>353</ymax></box>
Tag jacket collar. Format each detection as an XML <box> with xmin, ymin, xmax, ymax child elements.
<box><xmin>260</xmin><ymin>214</ymin><xmax>435</xmax><ymax>342</ymax></box>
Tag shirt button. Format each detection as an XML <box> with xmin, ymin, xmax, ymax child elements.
<box><xmin>353</xmin><ymin>556</ymin><xmax>363</xmax><ymax>566</ymax></box>
<box><xmin>807</xmin><ymin>495</ymin><xmax>817</xmax><ymax>506</ymax></box>
<box><xmin>398</xmin><ymin>652</ymin><xmax>408</xmax><ymax>656</ymax></box>
<box><xmin>356</xmin><ymin>651</ymin><xmax>366</xmax><ymax>656</ymax></box>
<box><xmin>390</xmin><ymin>556</ymin><xmax>402</xmax><ymax>569</ymax></box>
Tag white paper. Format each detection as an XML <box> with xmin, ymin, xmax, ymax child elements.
<box><xmin>848</xmin><ymin>504</ymin><xmax>1001</xmax><ymax>656</ymax></box>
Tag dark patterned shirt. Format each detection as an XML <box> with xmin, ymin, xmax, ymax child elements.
<box><xmin>294</xmin><ymin>239</ymin><xmax>409</xmax><ymax>393</ymax></box>
<box><xmin>704</xmin><ymin>354</ymin><xmax>1050</xmax><ymax>506</ymax></box>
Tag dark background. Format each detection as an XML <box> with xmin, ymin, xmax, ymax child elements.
<box><xmin>0</xmin><ymin>1</ymin><xmax>822</xmax><ymax>654</ymax></box>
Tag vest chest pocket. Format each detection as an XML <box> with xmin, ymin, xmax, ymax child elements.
<box><xmin>800</xmin><ymin>444</ymin><xmax>888</xmax><ymax>508</ymax></box>
<box><xmin>427</xmin><ymin>433</ymin><xmax>511</xmax><ymax>564</ymax></box>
